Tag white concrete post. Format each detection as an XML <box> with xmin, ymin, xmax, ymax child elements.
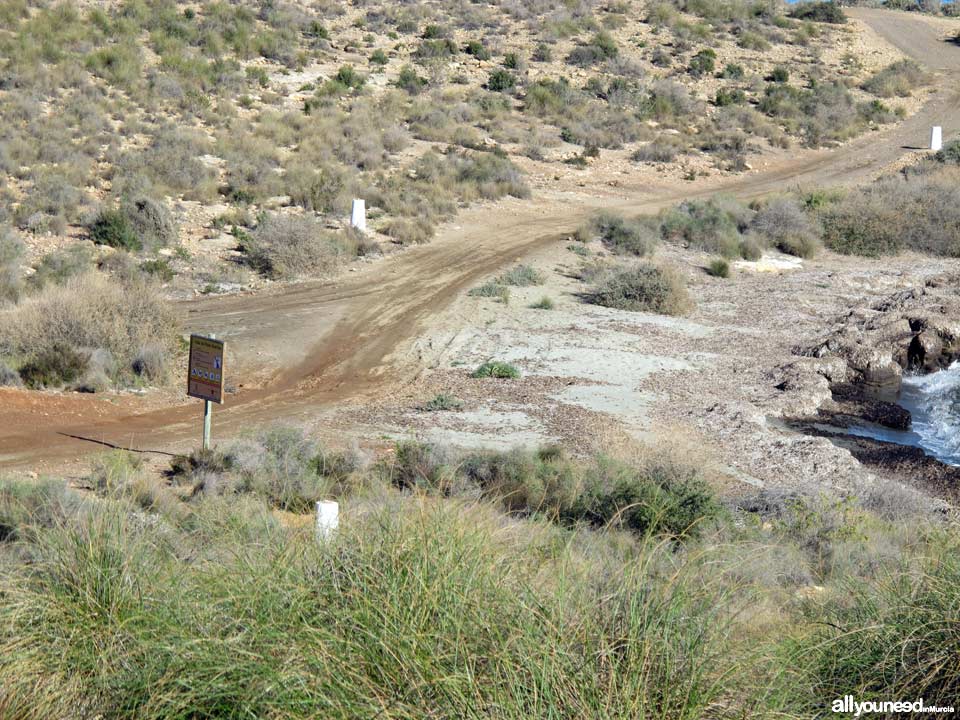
<box><xmin>350</xmin><ymin>199</ymin><xmax>366</xmax><ymax>232</ymax></box>
<box><xmin>931</xmin><ymin>126</ymin><xmax>943</xmax><ymax>152</ymax></box>
<box><xmin>316</xmin><ymin>500</ymin><xmax>339</xmax><ymax>540</ymax></box>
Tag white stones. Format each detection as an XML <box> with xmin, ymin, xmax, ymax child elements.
<box><xmin>316</xmin><ymin>500</ymin><xmax>339</xmax><ymax>540</ymax></box>
<box><xmin>350</xmin><ymin>199</ymin><xmax>366</xmax><ymax>232</ymax></box>
<box><xmin>931</xmin><ymin>126</ymin><xmax>943</xmax><ymax>152</ymax></box>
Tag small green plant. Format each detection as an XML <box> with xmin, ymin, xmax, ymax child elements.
<box><xmin>530</xmin><ymin>296</ymin><xmax>554</xmax><ymax>310</ymax></box>
<box><xmin>88</xmin><ymin>209</ymin><xmax>141</xmax><ymax>251</ymax></box>
<box><xmin>498</xmin><ymin>264</ymin><xmax>544</xmax><ymax>287</ymax></box>
<box><xmin>706</xmin><ymin>257</ymin><xmax>730</xmax><ymax>278</ymax></box>
<box><xmin>464</xmin><ymin>40</ymin><xmax>491</xmax><ymax>61</ymax></box>
<box><xmin>471</xmin><ymin>361</ymin><xmax>520</xmax><ymax>379</ymax></box>
<box><xmin>688</xmin><ymin>48</ymin><xmax>716</xmax><ymax>78</ymax></box>
<box><xmin>469</xmin><ymin>281</ymin><xmax>510</xmax><ymax>303</ymax></box>
<box><xmin>770</xmin><ymin>66</ymin><xmax>790</xmax><ymax>83</ymax></box>
<box><xmin>420</xmin><ymin>393</ymin><xmax>464</xmax><ymax>411</ymax></box>
<box><xmin>369</xmin><ymin>49</ymin><xmax>388</xmax><ymax>66</ymax></box>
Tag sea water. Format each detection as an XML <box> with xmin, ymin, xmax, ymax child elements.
<box><xmin>845</xmin><ymin>362</ymin><xmax>960</xmax><ymax>466</ymax></box>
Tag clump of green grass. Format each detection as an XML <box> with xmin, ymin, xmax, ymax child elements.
<box><xmin>529</xmin><ymin>295</ymin><xmax>554</xmax><ymax>310</ymax></box>
<box><xmin>468</xmin><ymin>280</ymin><xmax>510</xmax><ymax>303</ymax></box>
<box><xmin>420</xmin><ymin>393</ymin><xmax>464</xmax><ymax>411</ymax></box>
<box><xmin>706</xmin><ymin>258</ymin><xmax>730</xmax><ymax>278</ymax></box>
<box><xmin>471</xmin><ymin>360</ymin><xmax>520</xmax><ymax>379</ymax></box>
<box><xmin>498</xmin><ymin>264</ymin><xmax>544</xmax><ymax>287</ymax></box>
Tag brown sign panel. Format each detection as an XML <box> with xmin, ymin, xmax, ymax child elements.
<box><xmin>187</xmin><ymin>335</ymin><xmax>225</xmax><ymax>404</ymax></box>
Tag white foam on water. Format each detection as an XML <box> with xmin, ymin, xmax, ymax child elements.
<box><xmin>898</xmin><ymin>361</ymin><xmax>960</xmax><ymax>465</ymax></box>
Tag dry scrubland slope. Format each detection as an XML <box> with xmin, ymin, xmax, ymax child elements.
<box><xmin>0</xmin><ymin>0</ymin><xmax>929</xmax><ymax>394</ymax></box>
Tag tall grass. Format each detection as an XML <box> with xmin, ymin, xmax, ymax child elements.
<box><xmin>0</xmin><ymin>485</ymin><xmax>759</xmax><ymax>719</ymax></box>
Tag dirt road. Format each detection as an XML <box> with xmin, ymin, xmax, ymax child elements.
<box><xmin>2</xmin><ymin>9</ymin><xmax>959</xmax><ymax>470</ymax></box>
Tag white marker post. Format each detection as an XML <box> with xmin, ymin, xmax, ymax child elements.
<box><xmin>350</xmin><ymin>199</ymin><xmax>366</xmax><ymax>232</ymax></box>
<box><xmin>316</xmin><ymin>501</ymin><xmax>339</xmax><ymax>540</ymax></box>
<box><xmin>931</xmin><ymin>126</ymin><xmax>943</xmax><ymax>152</ymax></box>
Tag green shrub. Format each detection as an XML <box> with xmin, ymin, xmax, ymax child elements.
<box><xmin>471</xmin><ymin>361</ymin><xmax>520</xmax><ymax>379</ymax></box>
<box><xmin>123</xmin><ymin>196</ymin><xmax>178</xmax><ymax>249</ymax></box>
<box><xmin>369</xmin><ymin>48</ymin><xmax>388</xmax><ymax>66</ymax></box>
<box><xmin>464</xmin><ymin>39</ymin><xmax>491</xmax><ymax>61</ymax></box>
<box><xmin>688</xmin><ymin>48</ymin><xmax>716</xmax><ymax>78</ymax></box>
<box><xmin>530</xmin><ymin>296</ymin><xmax>554</xmax><ymax>310</ymax></box>
<box><xmin>714</xmin><ymin>88</ymin><xmax>746</xmax><ymax>107</ymax></box>
<box><xmin>589</xmin><ymin>263</ymin><xmax>692</xmax><ymax>316</ymax></box>
<box><xmin>396</xmin><ymin>64</ymin><xmax>426</xmax><ymax>93</ymax></box>
<box><xmin>458</xmin><ymin>446</ymin><xmax>721</xmax><ymax>538</ymax></box>
<box><xmin>29</xmin><ymin>244</ymin><xmax>93</xmax><ymax>290</ymax></box>
<box><xmin>706</xmin><ymin>258</ymin><xmax>730</xmax><ymax>278</ymax></box>
<box><xmin>18</xmin><ymin>343</ymin><xmax>89</xmax><ymax>389</ymax></box>
<box><xmin>587</xmin><ymin>212</ymin><xmax>658</xmax><ymax>256</ymax></box>
<box><xmin>789</xmin><ymin>1</ymin><xmax>846</xmax><ymax>24</ymax></box>
<box><xmin>721</xmin><ymin>63</ymin><xmax>745</xmax><ymax>79</ymax></box>
<box><xmin>487</xmin><ymin>69</ymin><xmax>515</xmax><ymax>92</ymax></box>
<box><xmin>88</xmin><ymin>208</ymin><xmax>141</xmax><ymax>251</ymax></box>
<box><xmin>935</xmin><ymin>139</ymin><xmax>960</xmax><ymax>164</ymax></box>
<box><xmin>862</xmin><ymin>60</ymin><xmax>928</xmax><ymax>98</ymax></box>
<box><xmin>139</xmin><ymin>258</ymin><xmax>174</xmax><ymax>282</ymax></box>
<box><xmin>660</xmin><ymin>198</ymin><xmax>750</xmax><ymax>258</ymax></box>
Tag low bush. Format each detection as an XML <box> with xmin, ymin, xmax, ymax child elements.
<box><xmin>688</xmin><ymin>48</ymin><xmax>715</xmax><ymax>78</ymax></box>
<box><xmin>706</xmin><ymin>257</ymin><xmax>730</xmax><ymax>278</ymax></box>
<box><xmin>18</xmin><ymin>343</ymin><xmax>89</xmax><ymax>389</ymax></box>
<box><xmin>381</xmin><ymin>217</ymin><xmax>435</xmax><ymax>245</ymax></box>
<box><xmin>88</xmin><ymin>208</ymin><xmax>141</xmax><ymax>251</ymax></box>
<box><xmin>468</xmin><ymin>280</ymin><xmax>510</xmax><ymax>303</ymax></box>
<box><xmin>819</xmin><ymin>165</ymin><xmax>960</xmax><ymax>257</ymax></box>
<box><xmin>242</xmin><ymin>214</ymin><xmax>352</xmax><ymax>279</ymax></box>
<box><xmin>587</xmin><ymin>212</ymin><xmax>658</xmax><ymax>256</ymax></box>
<box><xmin>632</xmin><ymin>138</ymin><xmax>682</xmax><ymax>163</ymax></box>
<box><xmin>750</xmin><ymin>197</ymin><xmax>821</xmax><ymax>258</ymax></box>
<box><xmin>420</xmin><ymin>393</ymin><xmax>464</xmax><ymax>411</ymax></box>
<box><xmin>660</xmin><ymin>198</ymin><xmax>752</xmax><ymax>258</ymax></box>
<box><xmin>498</xmin><ymin>264</ymin><xmax>544</xmax><ymax>286</ymax></box>
<box><xmin>589</xmin><ymin>263</ymin><xmax>692</xmax><ymax>316</ymax></box>
<box><xmin>0</xmin><ymin>226</ymin><xmax>24</xmax><ymax>304</ymax></box>
<box><xmin>471</xmin><ymin>361</ymin><xmax>520</xmax><ymax>379</ymax></box>
<box><xmin>0</xmin><ymin>477</ymin><xmax>80</xmax><ymax>543</ymax></box>
<box><xmin>487</xmin><ymin>69</ymin><xmax>515</xmax><ymax>92</ymax></box>
<box><xmin>29</xmin><ymin>244</ymin><xmax>93</xmax><ymax>289</ymax></box>
<box><xmin>123</xmin><ymin>196</ymin><xmax>178</xmax><ymax>249</ymax></box>
<box><xmin>862</xmin><ymin>60</ymin><xmax>928</xmax><ymax>98</ymax></box>
<box><xmin>0</xmin><ymin>271</ymin><xmax>176</xmax><ymax>385</ymax></box>
<box><xmin>789</xmin><ymin>1</ymin><xmax>845</xmax><ymax>23</ymax></box>
<box><xmin>530</xmin><ymin>295</ymin><xmax>554</xmax><ymax>310</ymax></box>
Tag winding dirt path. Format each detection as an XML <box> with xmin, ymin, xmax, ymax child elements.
<box><xmin>3</xmin><ymin>9</ymin><xmax>959</xmax><ymax>470</ymax></box>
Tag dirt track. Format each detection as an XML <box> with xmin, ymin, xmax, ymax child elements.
<box><xmin>3</xmin><ymin>9</ymin><xmax>960</xmax><ymax>470</ymax></box>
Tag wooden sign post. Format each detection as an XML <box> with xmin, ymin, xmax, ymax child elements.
<box><xmin>187</xmin><ymin>334</ymin><xmax>225</xmax><ymax>450</ymax></box>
